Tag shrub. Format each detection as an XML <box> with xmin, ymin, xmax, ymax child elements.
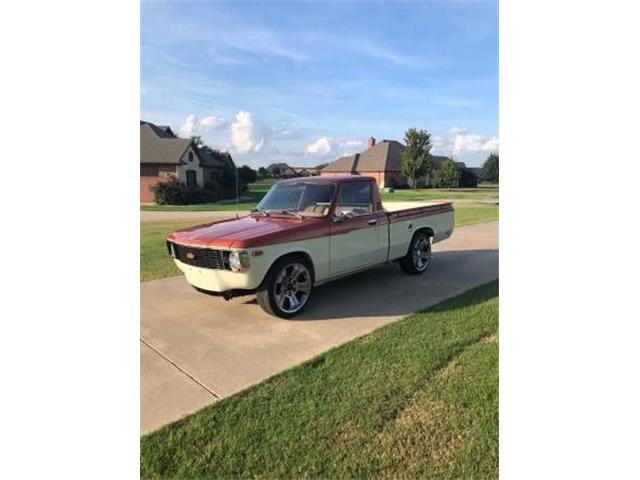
<box><xmin>203</xmin><ymin>181</ymin><xmax>222</xmax><ymax>202</ymax></box>
<box><xmin>151</xmin><ymin>177</ymin><xmax>188</xmax><ymax>205</ymax></box>
<box><xmin>459</xmin><ymin>168</ymin><xmax>479</xmax><ymax>188</ymax></box>
<box><xmin>386</xmin><ymin>176</ymin><xmax>397</xmax><ymax>189</ymax></box>
<box><xmin>187</xmin><ymin>186</ymin><xmax>218</xmax><ymax>204</ymax></box>
<box><xmin>151</xmin><ymin>177</ymin><xmax>219</xmax><ymax>205</ymax></box>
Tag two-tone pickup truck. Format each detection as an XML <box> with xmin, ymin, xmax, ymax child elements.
<box><xmin>167</xmin><ymin>175</ymin><xmax>454</xmax><ymax>318</ymax></box>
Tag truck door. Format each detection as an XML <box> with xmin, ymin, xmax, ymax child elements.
<box><xmin>329</xmin><ymin>181</ymin><xmax>387</xmax><ymax>275</ymax></box>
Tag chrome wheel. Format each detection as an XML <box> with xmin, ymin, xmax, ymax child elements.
<box><xmin>413</xmin><ymin>236</ymin><xmax>431</xmax><ymax>271</ymax></box>
<box><xmin>273</xmin><ymin>262</ymin><xmax>311</xmax><ymax>314</ymax></box>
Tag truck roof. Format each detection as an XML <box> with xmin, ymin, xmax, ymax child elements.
<box><xmin>277</xmin><ymin>175</ymin><xmax>376</xmax><ymax>185</ymax></box>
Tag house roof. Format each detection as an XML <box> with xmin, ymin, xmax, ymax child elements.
<box><xmin>266</xmin><ymin>163</ymin><xmax>291</xmax><ymax>171</ymax></box>
<box><xmin>140</xmin><ymin>121</ymin><xmax>193</xmax><ymax>165</ymax></box>
<box><xmin>198</xmin><ymin>146</ymin><xmax>234</xmax><ymax>168</ymax></box>
<box><xmin>321</xmin><ymin>139</ymin><xmax>450</xmax><ymax>173</ymax></box>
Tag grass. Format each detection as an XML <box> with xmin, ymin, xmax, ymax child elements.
<box><xmin>140</xmin><ymin>280</ymin><xmax>499</xmax><ymax>479</ymax></box>
<box><xmin>454</xmin><ymin>202</ymin><xmax>499</xmax><ymax>227</ymax></box>
<box><xmin>140</xmin><ymin>204</ymin><xmax>498</xmax><ymax>282</ymax></box>
<box><xmin>141</xmin><ymin>181</ymin><xmax>498</xmax><ymax>211</ymax></box>
<box><xmin>140</xmin><ymin>220</ymin><xmax>197</xmax><ymax>282</ymax></box>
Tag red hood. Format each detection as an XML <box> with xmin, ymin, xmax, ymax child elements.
<box><xmin>168</xmin><ymin>215</ymin><xmax>329</xmax><ymax>249</ymax></box>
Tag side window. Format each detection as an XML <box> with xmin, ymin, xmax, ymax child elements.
<box><xmin>188</xmin><ymin>151</ymin><xmax>194</xmax><ymax>162</ymax></box>
<box><xmin>336</xmin><ymin>182</ymin><xmax>373</xmax><ymax>216</ymax></box>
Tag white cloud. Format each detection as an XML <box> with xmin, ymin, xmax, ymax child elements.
<box><xmin>305</xmin><ymin>137</ymin><xmax>334</xmax><ymax>156</ymax></box>
<box><xmin>178</xmin><ymin>114</ymin><xmax>198</xmax><ymax>138</ymax></box>
<box><xmin>449</xmin><ymin>126</ymin><xmax>467</xmax><ymax>135</ymax></box>
<box><xmin>452</xmin><ymin>134</ymin><xmax>499</xmax><ymax>154</ymax></box>
<box><xmin>431</xmin><ymin>135</ymin><xmax>446</xmax><ymax>154</ymax></box>
<box><xmin>230</xmin><ymin>111</ymin><xmax>268</xmax><ymax>153</ymax></box>
<box><xmin>271</xmin><ymin>126</ymin><xmax>301</xmax><ymax>140</ymax></box>
<box><xmin>178</xmin><ymin>114</ymin><xmax>226</xmax><ymax>137</ymax></box>
<box><xmin>199</xmin><ymin>115</ymin><xmax>226</xmax><ymax>132</ymax></box>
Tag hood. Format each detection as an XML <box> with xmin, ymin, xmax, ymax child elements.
<box><xmin>168</xmin><ymin>215</ymin><xmax>329</xmax><ymax>249</ymax></box>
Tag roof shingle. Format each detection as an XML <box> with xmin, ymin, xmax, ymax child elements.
<box><xmin>140</xmin><ymin>121</ymin><xmax>192</xmax><ymax>165</ymax></box>
<box><xmin>321</xmin><ymin>139</ymin><xmax>449</xmax><ymax>173</ymax></box>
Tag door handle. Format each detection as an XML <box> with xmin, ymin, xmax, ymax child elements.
<box><xmin>368</xmin><ymin>219</ymin><xmax>377</xmax><ymax>225</ymax></box>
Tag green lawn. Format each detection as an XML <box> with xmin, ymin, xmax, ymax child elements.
<box><xmin>140</xmin><ymin>220</ymin><xmax>200</xmax><ymax>282</ymax></box>
<box><xmin>140</xmin><ymin>280</ymin><xmax>499</xmax><ymax>478</ymax></box>
<box><xmin>454</xmin><ymin>202</ymin><xmax>499</xmax><ymax>227</ymax></box>
<box><xmin>142</xmin><ymin>182</ymin><xmax>498</xmax><ymax>212</ymax></box>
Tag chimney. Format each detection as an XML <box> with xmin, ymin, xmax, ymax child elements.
<box><xmin>368</xmin><ymin>136</ymin><xmax>376</xmax><ymax>149</ymax></box>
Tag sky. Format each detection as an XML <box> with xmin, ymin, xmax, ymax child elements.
<box><xmin>141</xmin><ymin>0</ymin><xmax>498</xmax><ymax>168</ymax></box>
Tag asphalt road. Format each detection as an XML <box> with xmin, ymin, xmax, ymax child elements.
<box><xmin>140</xmin><ymin>221</ymin><xmax>498</xmax><ymax>435</ymax></box>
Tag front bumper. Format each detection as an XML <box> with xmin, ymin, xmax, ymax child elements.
<box><xmin>174</xmin><ymin>259</ymin><xmax>265</xmax><ymax>292</ymax></box>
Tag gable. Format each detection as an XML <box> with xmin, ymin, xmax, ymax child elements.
<box><xmin>140</xmin><ymin>121</ymin><xmax>192</xmax><ymax>165</ymax></box>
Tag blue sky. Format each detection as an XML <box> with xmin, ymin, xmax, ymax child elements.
<box><xmin>141</xmin><ymin>0</ymin><xmax>498</xmax><ymax>168</ymax></box>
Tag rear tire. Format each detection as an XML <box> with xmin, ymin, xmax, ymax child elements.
<box><xmin>256</xmin><ymin>255</ymin><xmax>314</xmax><ymax>318</ymax></box>
<box><xmin>399</xmin><ymin>231</ymin><xmax>432</xmax><ymax>275</ymax></box>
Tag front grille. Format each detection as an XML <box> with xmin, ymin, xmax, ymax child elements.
<box><xmin>167</xmin><ymin>241</ymin><xmax>229</xmax><ymax>270</ymax></box>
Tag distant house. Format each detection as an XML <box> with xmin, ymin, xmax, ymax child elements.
<box><xmin>266</xmin><ymin>163</ymin><xmax>298</xmax><ymax>178</ymax></box>
<box><xmin>140</xmin><ymin>120</ymin><xmax>234</xmax><ymax>202</ymax></box>
<box><xmin>291</xmin><ymin>166</ymin><xmax>321</xmax><ymax>177</ymax></box>
<box><xmin>321</xmin><ymin>136</ymin><xmax>451</xmax><ymax>188</ymax></box>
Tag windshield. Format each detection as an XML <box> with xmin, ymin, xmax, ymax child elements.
<box><xmin>255</xmin><ymin>182</ymin><xmax>336</xmax><ymax>217</ymax></box>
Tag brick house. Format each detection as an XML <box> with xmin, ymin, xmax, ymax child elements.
<box><xmin>140</xmin><ymin>121</ymin><xmax>234</xmax><ymax>202</ymax></box>
<box><xmin>320</xmin><ymin>136</ymin><xmax>450</xmax><ymax>188</ymax></box>
<box><xmin>198</xmin><ymin>146</ymin><xmax>236</xmax><ymax>185</ymax></box>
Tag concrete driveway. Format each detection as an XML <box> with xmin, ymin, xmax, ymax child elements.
<box><xmin>140</xmin><ymin>221</ymin><xmax>498</xmax><ymax>435</ymax></box>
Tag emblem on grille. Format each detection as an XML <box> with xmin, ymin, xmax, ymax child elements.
<box><xmin>186</xmin><ymin>252</ymin><xmax>195</xmax><ymax>260</ymax></box>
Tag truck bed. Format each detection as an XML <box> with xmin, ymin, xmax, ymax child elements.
<box><xmin>382</xmin><ymin>200</ymin><xmax>453</xmax><ymax>219</ymax></box>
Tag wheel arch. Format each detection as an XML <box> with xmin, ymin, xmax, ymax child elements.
<box><xmin>261</xmin><ymin>250</ymin><xmax>316</xmax><ymax>286</ymax></box>
<box><xmin>413</xmin><ymin>226</ymin><xmax>434</xmax><ymax>239</ymax></box>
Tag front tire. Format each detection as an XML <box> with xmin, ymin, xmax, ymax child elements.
<box><xmin>256</xmin><ymin>255</ymin><xmax>313</xmax><ymax>318</ymax></box>
<box><xmin>399</xmin><ymin>232</ymin><xmax>432</xmax><ymax>275</ymax></box>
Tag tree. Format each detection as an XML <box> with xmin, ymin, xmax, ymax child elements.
<box><xmin>257</xmin><ymin>167</ymin><xmax>268</xmax><ymax>179</ymax></box>
<box><xmin>190</xmin><ymin>135</ymin><xmax>204</xmax><ymax>147</ymax></box>
<box><xmin>458</xmin><ymin>167</ymin><xmax>479</xmax><ymax>188</ymax></box>
<box><xmin>482</xmin><ymin>153</ymin><xmax>499</xmax><ymax>184</ymax></box>
<box><xmin>438</xmin><ymin>158</ymin><xmax>460</xmax><ymax>190</ymax></box>
<box><xmin>238</xmin><ymin>165</ymin><xmax>257</xmax><ymax>184</ymax></box>
<box><xmin>401</xmin><ymin>128</ymin><xmax>433</xmax><ymax>189</ymax></box>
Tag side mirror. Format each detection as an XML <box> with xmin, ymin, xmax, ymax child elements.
<box><xmin>333</xmin><ymin>211</ymin><xmax>353</xmax><ymax>222</ymax></box>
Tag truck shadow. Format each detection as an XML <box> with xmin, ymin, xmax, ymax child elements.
<box><xmin>242</xmin><ymin>249</ymin><xmax>499</xmax><ymax>321</ymax></box>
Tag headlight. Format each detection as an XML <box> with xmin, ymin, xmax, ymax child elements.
<box><xmin>228</xmin><ymin>251</ymin><xmax>250</xmax><ymax>272</ymax></box>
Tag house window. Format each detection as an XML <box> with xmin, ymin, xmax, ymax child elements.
<box><xmin>186</xmin><ymin>170</ymin><xmax>197</xmax><ymax>188</ymax></box>
<box><xmin>188</xmin><ymin>151</ymin><xmax>194</xmax><ymax>162</ymax></box>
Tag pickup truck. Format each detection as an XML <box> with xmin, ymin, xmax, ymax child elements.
<box><xmin>167</xmin><ymin>175</ymin><xmax>454</xmax><ymax>318</ymax></box>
